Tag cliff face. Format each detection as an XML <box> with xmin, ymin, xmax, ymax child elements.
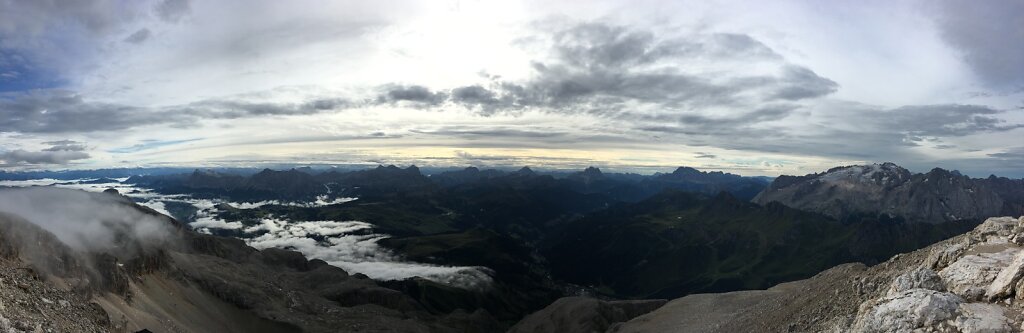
<box><xmin>753</xmin><ymin>163</ymin><xmax>1006</xmax><ymax>223</ymax></box>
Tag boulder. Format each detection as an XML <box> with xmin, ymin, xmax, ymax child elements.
<box><xmin>888</xmin><ymin>267</ymin><xmax>944</xmax><ymax>296</ymax></box>
<box><xmin>940</xmin><ymin>249</ymin><xmax>1020</xmax><ymax>300</ymax></box>
<box><xmin>986</xmin><ymin>250</ymin><xmax>1024</xmax><ymax>300</ymax></box>
<box><xmin>853</xmin><ymin>288</ymin><xmax>962</xmax><ymax>332</ymax></box>
<box><xmin>925</xmin><ymin>239</ymin><xmax>970</xmax><ymax>270</ymax></box>
<box><xmin>973</xmin><ymin>217</ymin><xmax>1019</xmax><ymax>242</ymax></box>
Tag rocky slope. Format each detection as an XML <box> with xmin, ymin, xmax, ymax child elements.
<box><xmin>0</xmin><ymin>188</ymin><xmax>506</xmax><ymax>332</ymax></box>
<box><xmin>516</xmin><ymin>215</ymin><xmax>1024</xmax><ymax>332</ymax></box>
<box><xmin>753</xmin><ymin>163</ymin><xmax>1010</xmax><ymax>223</ymax></box>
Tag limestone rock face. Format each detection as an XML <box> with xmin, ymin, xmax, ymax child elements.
<box><xmin>853</xmin><ymin>288</ymin><xmax>962</xmax><ymax>332</ymax></box>
<box><xmin>888</xmin><ymin>267</ymin><xmax>945</xmax><ymax>296</ymax></box>
<box><xmin>953</xmin><ymin>303</ymin><xmax>1011</xmax><ymax>333</ymax></box>
<box><xmin>940</xmin><ymin>249</ymin><xmax>1020</xmax><ymax>301</ymax></box>
<box><xmin>986</xmin><ymin>251</ymin><xmax>1024</xmax><ymax>300</ymax></box>
<box><xmin>852</xmin><ymin>216</ymin><xmax>1024</xmax><ymax>332</ymax></box>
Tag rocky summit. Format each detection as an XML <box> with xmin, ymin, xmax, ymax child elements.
<box><xmin>753</xmin><ymin>163</ymin><xmax>1011</xmax><ymax>223</ymax></box>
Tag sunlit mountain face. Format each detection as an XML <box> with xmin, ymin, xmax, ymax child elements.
<box><xmin>0</xmin><ymin>1</ymin><xmax>1023</xmax><ymax>332</ymax></box>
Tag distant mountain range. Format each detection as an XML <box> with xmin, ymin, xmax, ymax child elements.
<box><xmin>122</xmin><ymin>165</ymin><xmax>771</xmax><ymax>203</ymax></box>
<box><xmin>753</xmin><ymin>162</ymin><xmax>1024</xmax><ymax>223</ymax></box>
<box><xmin>2</xmin><ymin>162</ymin><xmax>1023</xmax><ymax>331</ymax></box>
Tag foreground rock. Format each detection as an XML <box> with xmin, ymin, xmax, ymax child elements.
<box><xmin>517</xmin><ymin>216</ymin><xmax>1024</xmax><ymax>332</ymax></box>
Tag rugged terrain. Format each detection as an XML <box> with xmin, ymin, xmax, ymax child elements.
<box><xmin>753</xmin><ymin>163</ymin><xmax>1020</xmax><ymax>223</ymax></box>
<box><xmin>516</xmin><ymin>215</ymin><xmax>1024</xmax><ymax>332</ymax></box>
<box><xmin>0</xmin><ymin>188</ymin><xmax>507</xmax><ymax>332</ymax></box>
<box><xmin>3</xmin><ymin>163</ymin><xmax>1022</xmax><ymax>332</ymax></box>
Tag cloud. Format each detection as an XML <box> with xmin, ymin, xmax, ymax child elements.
<box><xmin>0</xmin><ymin>150</ymin><xmax>90</xmax><ymax>166</ymax></box>
<box><xmin>124</xmin><ymin>28</ymin><xmax>152</xmax><ymax>44</ymax></box>
<box><xmin>42</xmin><ymin>140</ymin><xmax>88</xmax><ymax>152</ymax></box>
<box><xmin>438</xmin><ymin>21</ymin><xmax>836</xmax><ymax>120</ymax></box>
<box><xmin>240</xmin><ymin>217</ymin><xmax>493</xmax><ymax>289</ymax></box>
<box><xmin>989</xmin><ymin>147</ymin><xmax>1024</xmax><ymax>160</ymax></box>
<box><xmin>0</xmin><ymin>0</ymin><xmax>148</xmax><ymax>89</ymax></box>
<box><xmin>375</xmin><ymin>84</ymin><xmax>447</xmax><ymax>107</ymax></box>
<box><xmin>155</xmin><ymin>0</ymin><xmax>191</xmax><ymax>22</ymax></box>
<box><xmin>0</xmin><ymin>91</ymin><xmax>177</xmax><ymax>133</ymax></box>
<box><xmin>931</xmin><ymin>0</ymin><xmax>1024</xmax><ymax>89</ymax></box>
<box><xmin>880</xmin><ymin>104</ymin><xmax>1023</xmax><ymax>137</ymax></box>
<box><xmin>694</xmin><ymin>152</ymin><xmax>717</xmax><ymax>159</ymax></box>
<box><xmin>0</xmin><ymin>140</ymin><xmax>92</xmax><ymax>166</ymax></box>
<box><xmin>108</xmin><ymin>138</ymin><xmax>203</xmax><ymax>153</ymax></box>
<box><xmin>0</xmin><ymin>90</ymin><xmax>352</xmax><ymax>133</ymax></box>
<box><xmin>0</xmin><ymin>187</ymin><xmax>175</xmax><ymax>253</ymax></box>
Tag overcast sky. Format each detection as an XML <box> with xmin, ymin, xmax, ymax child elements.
<box><xmin>0</xmin><ymin>0</ymin><xmax>1022</xmax><ymax>177</ymax></box>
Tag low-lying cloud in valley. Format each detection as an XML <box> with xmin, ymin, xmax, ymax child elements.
<box><xmin>0</xmin><ymin>187</ymin><xmax>175</xmax><ymax>253</ymax></box>
<box><xmin>0</xmin><ymin>179</ymin><xmax>492</xmax><ymax>289</ymax></box>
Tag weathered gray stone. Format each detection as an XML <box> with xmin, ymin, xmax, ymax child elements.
<box><xmin>940</xmin><ymin>249</ymin><xmax>1020</xmax><ymax>300</ymax></box>
<box><xmin>925</xmin><ymin>240</ymin><xmax>969</xmax><ymax>270</ymax></box>
<box><xmin>974</xmin><ymin>217</ymin><xmax>1019</xmax><ymax>242</ymax></box>
<box><xmin>888</xmin><ymin>267</ymin><xmax>944</xmax><ymax>296</ymax></box>
<box><xmin>953</xmin><ymin>303</ymin><xmax>1011</xmax><ymax>333</ymax></box>
<box><xmin>986</xmin><ymin>250</ymin><xmax>1024</xmax><ymax>300</ymax></box>
<box><xmin>853</xmin><ymin>289</ymin><xmax>962</xmax><ymax>333</ymax></box>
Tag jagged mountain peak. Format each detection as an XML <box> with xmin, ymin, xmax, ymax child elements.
<box><xmin>672</xmin><ymin>166</ymin><xmax>701</xmax><ymax>175</ymax></box>
<box><xmin>754</xmin><ymin>163</ymin><xmax>1005</xmax><ymax>223</ymax></box>
<box><xmin>817</xmin><ymin>162</ymin><xmax>911</xmax><ymax>185</ymax></box>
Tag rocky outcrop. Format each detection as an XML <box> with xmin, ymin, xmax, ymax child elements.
<box><xmin>535</xmin><ymin>216</ymin><xmax>1024</xmax><ymax>332</ymax></box>
<box><xmin>753</xmin><ymin>163</ymin><xmax>1008</xmax><ymax>223</ymax></box>
<box><xmin>851</xmin><ymin>216</ymin><xmax>1024</xmax><ymax>332</ymax></box>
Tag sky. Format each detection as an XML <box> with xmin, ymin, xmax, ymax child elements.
<box><xmin>0</xmin><ymin>0</ymin><xmax>1022</xmax><ymax>177</ymax></box>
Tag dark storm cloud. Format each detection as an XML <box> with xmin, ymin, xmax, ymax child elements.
<box><xmin>376</xmin><ymin>84</ymin><xmax>447</xmax><ymax>106</ymax></box>
<box><xmin>931</xmin><ymin>0</ymin><xmax>1024</xmax><ymax>89</ymax></box>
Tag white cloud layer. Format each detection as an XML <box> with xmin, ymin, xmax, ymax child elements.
<box><xmin>0</xmin><ymin>178</ymin><xmax>492</xmax><ymax>289</ymax></box>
